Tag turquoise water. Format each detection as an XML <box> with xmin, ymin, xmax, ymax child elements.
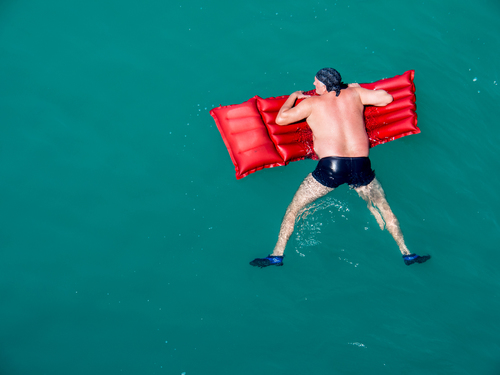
<box><xmin>1</xmin><ymin>0</ymin><xmax>499</xmax><ymax>374</ymax></box>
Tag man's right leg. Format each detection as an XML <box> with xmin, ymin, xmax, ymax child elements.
<box><xmin>355</xmin><ymin>178</ymin><xmax>409</xmax><ymax>255</ymax></box>
<box><xmin>250</xmin><ymin>173</ymin><xmax>333</xmax><ymax>267</ymax></box>
<box><xmin>355</xmin><ymin>178</ymin><xmax>430</xmax><ymax>265</ymax></box>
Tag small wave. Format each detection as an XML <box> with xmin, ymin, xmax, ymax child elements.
<box><xmin>293</xmin><ymin>197</ymin><xmax>350</xmax><ymax>252</ymax></box>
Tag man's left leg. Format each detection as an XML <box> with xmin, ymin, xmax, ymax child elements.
<box><xmin>250</xmin><ymin>173</ymin><xmax>333</xmax><ymax>268</ymax></box>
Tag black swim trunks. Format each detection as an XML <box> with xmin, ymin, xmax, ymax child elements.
<box><xmin>312</xmin><ymin>156</ymin><xmax>375</xmax><ymax>188</ymax></box>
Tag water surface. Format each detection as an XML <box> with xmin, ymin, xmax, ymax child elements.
<box><xmin>1</xmin><ymin>0</ymin><xmax>499</xmax><ymax>374</ymax></box>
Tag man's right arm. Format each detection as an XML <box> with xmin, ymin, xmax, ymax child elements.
<box><xmin>353</xmin><ymin>86</ymin><xmax>393</xmax><ymax>107</ymax></box>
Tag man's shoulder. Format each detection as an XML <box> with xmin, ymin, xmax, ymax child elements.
<box><xmin>312</xmin><ymin>89</ymin><xmax>360</xmax><ymax>103</ymax></box>
<box><xmin>305</xmin><ymin>94</ymin><xmax>326</xmax><ymax>103</ymax></box>
<box><xmin>343</xmin><ymin>87</ymin><xmax>362</xmax><ymax>96</ymax></box>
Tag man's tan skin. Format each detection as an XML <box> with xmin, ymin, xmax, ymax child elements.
<box><xmin>270</xmin><ymin>77</ymin><xmax>411</xmax><ymax>258</ymax></box>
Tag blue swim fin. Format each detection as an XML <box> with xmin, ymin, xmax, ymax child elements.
<box><xmin>250</xmin><ymin>255</ymin><xmax>284</xmax><ymax>268</ymax></box>
<box><xmin>403</xmin><ymin>253</ymin><xmax>431</xmax><ymax>265</ymax></box>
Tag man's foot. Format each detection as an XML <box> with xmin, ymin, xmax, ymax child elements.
<box><xmin>403</xmin><ymin>253</ymin><xmax>431</xmax><ymax>266</ymax></box>
<box><xmin>249</xmin><ymin>255</ymin><xmax>284</xmax><ymax>268</ymax></box>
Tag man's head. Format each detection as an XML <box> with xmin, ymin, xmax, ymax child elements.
<box><xmin>315</xmin><ymin>68</ymin><xmax>348</xmax><ymax>96</ymax></box>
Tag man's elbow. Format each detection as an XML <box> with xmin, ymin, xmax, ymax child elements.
<box><xmin>275</xmin><ymin>115</ymin><xmax>287</xmax><ymax>125</ymax></box>
<box><xmin>383</xmin><ymin>93</ymin><xmax>394</xmax><ymax>106</ymax></box>
<box><xmin>377</xmin><ymin>91</ymin><xmax>393</xmax><ymax>107</ymax></box>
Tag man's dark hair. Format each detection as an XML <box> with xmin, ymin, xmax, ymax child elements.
<box><xmin>316</xmin><ymin>68</ymin><xmax>348</xmax><ymax>97</ymax></box>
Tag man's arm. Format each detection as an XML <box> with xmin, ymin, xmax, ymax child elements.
<box><xmin>349</xmin><ymin>84</ymin><xmax>393</xmax><ymax>107</ymax></box>
<box><xmin>275</xmin><ymin>91</ymin><xmax>312</xmax><ymax>125</ymax></box>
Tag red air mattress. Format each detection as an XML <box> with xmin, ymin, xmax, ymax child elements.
<box><xmin>210</xmin><ymin>70</ymin><xmax>419</xmax><ymax>179</ymax></box>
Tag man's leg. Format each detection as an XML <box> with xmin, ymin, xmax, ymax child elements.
<box><xmin>355</xmin><ymin>178</ymin><xmax>430</xmax><ymax>265</ymax></box>
<box><xmin>250</xmin><ymin>173</ymin><xmax>333</xmax><ymax>267</ymax></box>
<box><xmin>355</xmin><ymin>178</ymin><xmax>410</xmax><ymax>255</ymax></box>
<box><xmin>273</xmin><ymin>173</ymin><xmax>334</xmax><ymax>256</ymax></box>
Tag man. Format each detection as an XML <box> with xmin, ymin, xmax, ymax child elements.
<box><xmin>250</xmin><ymin>68</ymin><xmax>430</xmax><ymax>268</ymax></box>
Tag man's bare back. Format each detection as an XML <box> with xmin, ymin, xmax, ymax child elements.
<box><xmin>304</xmin><ymin>88</ymin><xmax>370</xmax><ymax>158</ymax></box>
<box><xmin>276</xmin><ymin>79</ymin><xmax>393</xmax><ymax>159</ymax></box>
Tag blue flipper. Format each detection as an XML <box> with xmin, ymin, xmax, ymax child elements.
<box><xmin>250</xmin><ymin>255</ymin><xmax>284</xmax><ymax>268</ymax></box>
<box><xmin>403</xmin><ymin>253</ymin><xmax>431</xmax><ymax>265</ymax></box>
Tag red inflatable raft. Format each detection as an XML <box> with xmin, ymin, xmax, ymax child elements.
<box><xmin>210</xmin><ymin>70</ymin><xmax>419</xmax><ymax>179</ymax></box>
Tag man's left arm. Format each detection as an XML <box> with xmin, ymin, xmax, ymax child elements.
<box><xmin>275</xmin><ymin>91</ymin><xmax>312</xmax><ymax>125</ymax></box>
